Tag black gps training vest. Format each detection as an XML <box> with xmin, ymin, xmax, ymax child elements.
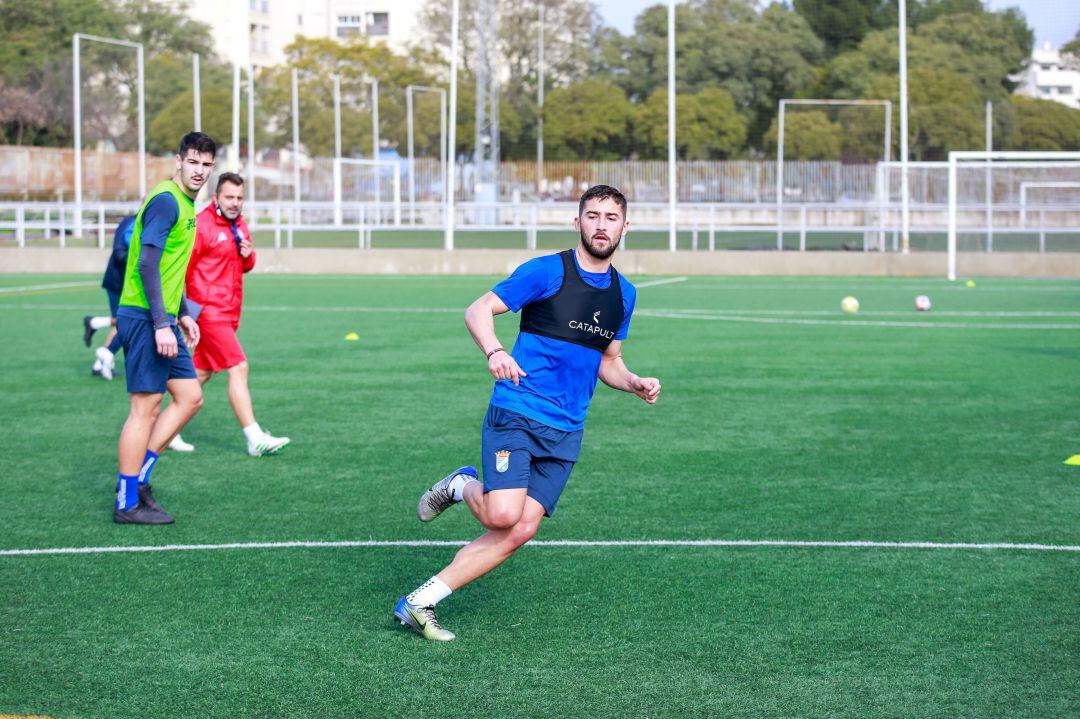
<box><xmin>519</xmin><ymin>249</ymin><xmax>624</xmax><ymax>353</ymax></box>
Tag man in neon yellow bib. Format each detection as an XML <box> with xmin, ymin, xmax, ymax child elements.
<box><xmin>113</xmin><ymin>132</ymin><xmax>217</xmax><ymax>524</ymax></box>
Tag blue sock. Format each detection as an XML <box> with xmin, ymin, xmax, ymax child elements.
<box><xmin>107</xmin><ymin>333</ymin><xmax>122</xmax><ymax>354</ymax></box>
<box><xmin>138</xmin><ymin>450</ymin><xmax>159</xmax><ymax>486</ymax></box>
<box><xmin>116</xmin><ymin>473</ymin><xmax>139</xmax><ymax>510</ymax></box>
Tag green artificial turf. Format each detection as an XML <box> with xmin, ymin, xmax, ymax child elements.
<box><xmin>1</xmin><ymin>272</ymin><xmax>1078</xmax><ymax>718</ymax></box>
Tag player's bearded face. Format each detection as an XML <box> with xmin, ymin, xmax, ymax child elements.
<box><xmin>577</xmin><ymin>198</ymin><xmax>627</xmax><ymax>260</ymax></box>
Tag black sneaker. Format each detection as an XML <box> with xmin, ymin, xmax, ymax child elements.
<box><xmin>138</xmin><ymin>484</ymin><xmax>167</xmax><ymax>514</ymax></box>
<box><xmin>113</xmin><ymin>503</ymin><xmax>175</xmax><ymax>525</ymax></box>
<box><xmin>83</xmin><ymin>316</ymin><xmax>96</xmax><ymax>347</ymax></box>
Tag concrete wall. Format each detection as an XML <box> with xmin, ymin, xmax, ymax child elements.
<box><xmin>3</xmin><ymin>247</ymin><xmax>1080</xmax><ymax>277</ymax></box>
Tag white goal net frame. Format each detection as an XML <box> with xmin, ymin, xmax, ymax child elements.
<box><xmin>947</xmin><ymin>151</ymin><xmax>1080</xmax><ymax>280</ymax></box>
<box><xmin>776</xmin><ymin>98</ymin><xmax>892</xmax><ymax>250</ymax></box>
<box><xmin>332</xmin><ymin>158</ymin><xmax>402</xmax><ymax>227</ymax></box>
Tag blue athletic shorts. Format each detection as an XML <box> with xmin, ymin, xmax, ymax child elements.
<box><xmin>481</xmin><ymin>405</ymin><xmax>583</xmax><ymax>517</ymax></box>
<box><xmin>117</xmin><ymin>316</ymin><xmax>197</xmax><ymax>394</ymax></box>
<box><xmin>106</xmin><ymin>288</ymin><xmax>121</xmax><ymax>317</ymax></box>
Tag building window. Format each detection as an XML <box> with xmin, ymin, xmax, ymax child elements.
<box><xmin>260</xmin><ymin>25</ymin><xmax>269</xmax><ymax>53</ymax></box>
<box><xmin>298</xmin><ymin>14</ymin><xmax>302</xmax><ymax>26</ymax></box>
<box><xmin>1040</xmin><ymin>64</ymin><xmax>1054</xmax><ymax>71</ymax></box>
<box><xmin>1041</xmin><ymin>86</ymin><xmax>1051</xmax><ymax>95</ymax></box>
<box><xmin>1060</xmin><ymin>86</ymin><xmax>1073</xmax><ymax>95</ymax></box>
<box><xmin>366</xmin><ymin>12</ymin><xmax>389</xmax><ymax>36</ymax></box>
<box><xmin>337</xmin><ymin>15</ymin><xmax>362</xmax><ymax>36</ymax></box>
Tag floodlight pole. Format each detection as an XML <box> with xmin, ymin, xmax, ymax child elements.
<box><xmin>72</xmin><ymin>33</ymin><xmax>145</xmax><ymax>239</ymax></box>
<box><xmin>537</xmin><ymin>1</ymin><xmax>545</xmax><ymax>196</ymax></box>
<box><xmin>73</xmin><ymin>34</ymin><xmax>81</xmax><ymax>239</ymax></box>
<box><xmin>292</xmin><ymin>67</ymin><xmax>301</xmax><ymax>212</ymax></box>
<box><xmin>232</xmin><ymin>63</ymin><xmax>241</xmax><ymax>172</ymax></box>
<box><xmin>985</xmin><ymin>100</ymin><xmax>993</xmax><ymax>252</ymax></box>
<box><xmin>333</xmin><ymin>74</ymin><xmax>342</xmax><ymax>226</ymax></box>
<box><xmin>899</xmin><ymin>0</ymin><xmax>910</xmax><ymax>254</ymax></box>
<box><xmin>370</xmin><ymin>79</ymin><xmax>380</xmax><ymax>222</ymax></box>
<box><xmin>193</xmin><ymin>53</ymin><xmax>201</xmax><ymax>131</ymax></box>
<box><xmin>407</xmin><ymin>87</ymin><xmax>414</xmax><ymax>217</ymax></box>
<box><xmin>446</xmin><ymin>0</ymin><xmax>460</xmax><ymax>250</ymax></box>
<box><xmin>247</xmin><ymin>65</ymin><xmax>256</xmax><ymax>219</ymax></box>
<box><xmin>333</xmin><ymin>74</ymin><xmax>342</xmax><ymax>160</ymax></box>
<box><xmin>667</xmin><ymin>0</ymin><xmax>676</xmax><ymax>252</ymax></box>
<box><xmin>775</xmin><ymin>102</ymin><xmax>785</xmax><ymax>250</ymax></box>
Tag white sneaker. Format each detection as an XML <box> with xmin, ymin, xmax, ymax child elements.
<box><xmin>168</xmin><ymin>434</ymin><xmax>195</xmax><ymax>452</ymax></box>
<box><xmin>94</xmin><ymin>347</ymin><xmax>115</xmax><ymax>381</ymax></box>
<box><xmin>248</xmin><ymin>431</ymin><xmax>290</xmax><ymax>457</ymax></box>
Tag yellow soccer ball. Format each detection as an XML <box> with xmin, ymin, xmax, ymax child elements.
<box><xmin>841</xmin><ymin>296</ymin><xmax>860</xmax><ymax>314</ymax></box>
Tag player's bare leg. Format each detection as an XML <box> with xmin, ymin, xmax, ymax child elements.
<box><xmin>438</xmin><ymin>494</ymin><xmax>545</xmax><ymax>589</ymax></box>
<box><xmin>147</xmin><ymin>378</ymin><xmax>203</xmax><ymax>454</ymax></box>
<box><xmin>118</xmin><ymin>393</ymin><xmax>164</xmax><ymax>475</ymax></box>
<box><xmin>396</xmin><ymin>495</ymin><xmax>545</xmax><ymax>641</ymax></box>
<box><xmin>225</xmin><ymin>361</ymin><xmax>257</xmax><ymax>427</ymax></box>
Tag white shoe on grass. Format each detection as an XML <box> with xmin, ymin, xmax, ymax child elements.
<box><xmin>94</xmin><ymin>347</ymin><xmax>114</xmax><ymax>381</ymax></box>
<box><xmin>168</xmin><ymin>434</ymin><xmax>195</xmax><ymax>452</ymax></box>
<box><xmin>248</xmin><ymin>431</ymin><xmax>290</xmax><ymax>457</ymax></box>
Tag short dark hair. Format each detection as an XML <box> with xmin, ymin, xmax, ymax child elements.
<box><xmin>578</xmin><ymin>184</ymin><xmax>627</xmax><ymax>218</ymax></box>
<box><xmin>177</xmin><ymin>131</ymin><xmax>217</xmax><ymax>159</ymax></box>
<box><xmin>216</xmin><ymin>172</ymin><xmax>244</xmax><ymax>193</ymax></box>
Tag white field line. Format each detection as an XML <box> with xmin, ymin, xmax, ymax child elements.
<box><xmin>3</xmin><ymin>302</ymin><xmax>1080</xmax><ymax>325</ymax></box>
<box><xmin>1</xmin><ymin>538</ymin><xmax>1077</xmax><ymax>557</ymax></box>
<box><xmin>635</xmin><ymin>276</ymin><xmax>688</xmax><ymax>288</ymax></box>
<box><xmin>636</xmin><ymin>309</ymin><xmax>1080</xmax><ymax>330</ymax></box>
<box><xmin>0</xmin><ymin>281</ymin><xmax>97</xmax><ymax>294</ymax></box>
<box><xmin>669</xmin><ymin>282</ymin><xmax>1080</xmax><ymax>293</ymax></box>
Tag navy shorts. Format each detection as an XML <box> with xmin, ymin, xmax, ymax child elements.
<box><xmin>481</xmin><ymin>405</ymin><xmax>583</xmax><ymax>517</ymax></box>
<box><xmin>106</xmin><ymin>288</ymin><xmax>121</xmax><ymax>317</ymax></box>
<box><xmin>117</xmin><ymin>316</ymin><xmax>197</xmax><ymax>394</ymax></box>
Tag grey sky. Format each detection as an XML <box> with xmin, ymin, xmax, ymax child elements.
<box><xmin>594</xmin><ymin>0</ymin><xmax>1079</xmax><ymax>49</ymax></box>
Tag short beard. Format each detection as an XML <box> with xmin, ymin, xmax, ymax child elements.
<box><xmin>580</xmin><ymin>231</ymin><xmax>620</xmax><ymax>260</ymax></box>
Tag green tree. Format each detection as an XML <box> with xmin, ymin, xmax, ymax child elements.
<box><xmin>633</xmin><ymin>88</ymin><xmax>747</xmax><ymax>159</ymax></box>
<box><xmin>599</xmin><ymin>0</ymin><xmax>824</xmax><ymax>147</ymax></box>
<box><xmin>256</xmin><ymin>37</ymin><xmax>439</xmax><ymax>159</ymax></box>
<box><xmin>793</xmin><ymin>0</ymin><xmax>893</xmax><ymax>55</ymax></box>
<box><xmin>1009</xmin><ymin>97</ymin><xmax>1080</xmax><ymax>151</ymax></box>
<box><xmin>763</xmin><ymin>110</ymin><xmax>843</xmax><ymax>160</ymax></box>
<box><xmin>542</xmin><ymin>80</ymin><xmax>633</xmax><ymax>160</ymax></box>
<box><xmin>861</xmin><ymin>68</ymin><xmax>983</xmax><ymax>160</ymax></box>
<box><xmin>0</xmin><ymin>0</ymin><xmax>215</xmax><ymax>147</ymax></box>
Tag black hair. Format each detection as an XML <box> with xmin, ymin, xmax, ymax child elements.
<box><xmin>216</xmin><ymin>172</ymin><xmax>244</xmax><ymax>193</ymax></box>
<box><xmin>177</xmin><ymin>131</ymin><xmax>217</xmax><ymax>158</ymax></box>
<box><xmin>578</xmin><ymin>184</ymin><xmax>627</xmax><ymax>218</ymax></box>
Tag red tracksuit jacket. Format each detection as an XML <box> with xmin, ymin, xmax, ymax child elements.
<box><xmin>186</xmin><ymin>205</ymin><xmax>256</xmax><ymax>325</ymax></box>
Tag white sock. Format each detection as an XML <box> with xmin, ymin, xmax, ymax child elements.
<box><xmin>243</xmin><ymin>422</ymin><xmax>263</xmax><ymax>442</ymax></box>
<box><xmin>96</xmin><ymin>346</ymin><xmax>114</xmax><ymax>363</ymax></box>
<box><xmin>451</xmin><ymin>475</ymin><xmax>479</xmax><ymax>502</ymax></box>
<box><xmin>89</xmin><ymin>316</ymin><xmax>112</xmax><ymax>330</ymax></box>
<box><xmin>407</xmin><ymin>576</ymin><xmax>452</xmax><ymax>608</ymax></box>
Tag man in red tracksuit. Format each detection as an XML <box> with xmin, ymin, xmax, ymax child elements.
<box><xmin>185</xmin><ymin>172</ymin><xmax>290</xmax><ymax>457</ymax></box>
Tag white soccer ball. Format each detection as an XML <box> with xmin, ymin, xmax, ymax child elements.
<box><xmin>915</xmin><ymin>295</ymin><xmax>932</xmax><ymax>311</ymax></box>
<box><xmin>841</xmin><ymin>296</ymin><xmax>860</xmax><ymax>314</ymax></box>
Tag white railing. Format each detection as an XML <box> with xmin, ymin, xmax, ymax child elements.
<box><xmin>1</xmin><ymin>199</ymin><xmax>1077</xmax><ymax>253</ymax></box>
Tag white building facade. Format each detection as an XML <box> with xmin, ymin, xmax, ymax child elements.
<box><xmin>160</xmin><ymin>0</ymin><xmax>423</xmax><ymax>68</ymax></box>
<box><xmin>1014</xmin><ymin>41</ymin><xmax>1080</xmax><ymax>110</ymax></box>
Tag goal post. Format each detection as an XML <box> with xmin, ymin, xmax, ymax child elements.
<box><xmin>947</xmin><ymin>151</ymin><xmax>1080</xmax><ymax>280</ymax></box>
<box><xmin>776</xmin><ymin>98</ymin><xmax>892</xmax><ymax>251</ymax></box>
<box><xmin>332</xmin><ymin>158</ymin><xmax>402</xmax><ymax>227</ymax></box>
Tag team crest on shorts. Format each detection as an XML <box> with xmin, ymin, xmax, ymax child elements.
<box><xmin>495</xmin><ymin>450</ymin><xmax>511</xmax><ymax>473</ymax></box>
